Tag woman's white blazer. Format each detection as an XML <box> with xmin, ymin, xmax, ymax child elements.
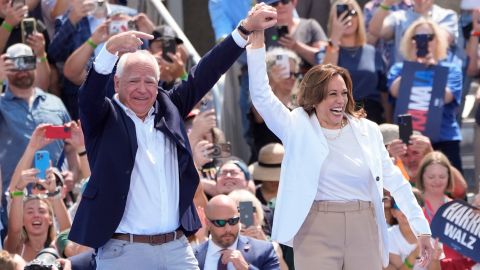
<box><xmin>247</xmin><ymin>46</ymin><xmax>431</xmax><ymax>266</ymax></box>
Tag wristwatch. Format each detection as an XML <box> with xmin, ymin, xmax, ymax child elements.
<box><xmin>47</xmin><ymin>187</ymin><xmax>61</xmax><ymax>198</ymax></box>
<box><xmin>237</xmin><ymin>20</ymin><xmax>252</xmax><ymax>36</ymax></box>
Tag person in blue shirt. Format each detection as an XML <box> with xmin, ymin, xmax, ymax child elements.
<box><xmin>387</xmin><ymin>18</ymin><xmax>463</xmax><ymax>172</ymax></box>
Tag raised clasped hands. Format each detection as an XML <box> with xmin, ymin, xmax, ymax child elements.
<box><xmin>243</xmin><ymin>3</ymin><xmax>278</xmax><ymax>33</ymax></box>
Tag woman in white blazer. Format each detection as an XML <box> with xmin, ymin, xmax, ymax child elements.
<box><xmin>245</xmin><ymin>26</ymin><xmax>433</xmax><ymax>269</ymax></box>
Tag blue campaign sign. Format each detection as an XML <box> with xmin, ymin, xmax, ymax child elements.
<box><xmin>431</xmin><ymin>200</ymin><xmax>480</xmax><ymax>262</ymax></box>
<box><xmin>394</xmin><ymin>61</ymin><xmax>449</xmax><ymax>142</ymax></box>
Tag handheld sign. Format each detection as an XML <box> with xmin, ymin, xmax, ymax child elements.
<box><xmin>431</xmin><ymin>200</ymin><xmax>480</xmax><ymax>262</ymax></box>
<box><xmin>394</xmin><ymin>61</ymin><xmax>448</xmax><ymax>142</ymax></box>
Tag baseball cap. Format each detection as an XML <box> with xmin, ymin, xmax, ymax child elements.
<box><xmin>6</xmin><ymin>43</ymin><xmax>34</xmax><ymax>58</ymax></box>
<box><xmin>152</xmin><ymin>25</ymin><xmax>183</xmax><ymax>44</ymax></box>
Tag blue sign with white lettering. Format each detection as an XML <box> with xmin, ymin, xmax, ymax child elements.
<box><xmin>394</xmin><ymin>61</ymin><xmax>448</xmax><ymax>142</ymax></box>
<box><xmin>431</xmin><ymin>200</ymin><xmax>480</xmax><ymax>262</ymax></box>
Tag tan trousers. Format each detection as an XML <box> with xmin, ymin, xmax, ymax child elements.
<box><xmin>293</xmin><ymin>201</ymin><xmax>382</xmax><ymax>270</ymax></box>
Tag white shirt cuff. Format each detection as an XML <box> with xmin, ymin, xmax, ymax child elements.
<box><xmin>94</xmin><ymin>45</ymin><xmax>119</xmax><ymax>75</ymax></box>
<box><xmin>232</xmin><ymin>28</ymin><xmax>248</xmax><ymax>48</ymax></box>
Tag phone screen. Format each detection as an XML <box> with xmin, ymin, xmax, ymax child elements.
<box><xmin>397</xmin><ymin>114</ymin><xmax>413</xmax><ymax>144</ymax></box>
<box><xmin>21</xmin><ymin>19</ymin><xmax>36</xmax><ymax>44</ymax></box>
<box><xmin>34</xmin><ymin>150</ymin><xmax>50</xmax><ymax>180</ymax></box>
<box><xmin>239</xmin><ymin>201</ymin><xmax>254</xmax><ymax>228</ymax></box>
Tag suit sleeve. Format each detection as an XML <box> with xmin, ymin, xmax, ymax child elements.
<box><xmin>168</xmin><ymin>34</ymin><xmax>244</xmax><ymax>118</ymax></box>
<box><xmin>256</xmin><ymin>242</ymin><xmax>280</xmax><ymax>270</ymax></box>
<box><xmin>78</xmin><ymin>67</ymin><xmax>111</xmax><ymax>138</ymax></box>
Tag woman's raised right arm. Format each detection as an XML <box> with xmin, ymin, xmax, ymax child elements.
<box><xmin>247</xmin><ymin>31</ymin><xmax>291</xmax><ymax>141</ymax></box>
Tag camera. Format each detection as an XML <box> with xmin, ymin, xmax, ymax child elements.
<box><xmin>24</xmin><ymin>248</ymin><xmax>63</xmax><ymax>270</ymax></box>
<box><xmin>209</xmin><ymin>143</ymin><xmax>231</xmax><ymax>159</ymax></box>
<box><xmin>108</xmin><ymin>19</ymin><xmax>137</xmax><ymax>35</ymax></box>
<box><xmin>9</xmin><ymin>56</ymin><xmax>37</xmax><ymax>71</ymax></box>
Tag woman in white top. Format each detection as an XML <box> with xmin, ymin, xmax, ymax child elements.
<box><xmin>245</xmin><ymin>13</ymin><xmax>433</xmax><ymax>269</ymax></box>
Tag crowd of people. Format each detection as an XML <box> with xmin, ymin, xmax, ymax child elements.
<box><xmin>0</xmin><ymin>0</ymin><xmax>480</xmax><ymax>269</ymax></box>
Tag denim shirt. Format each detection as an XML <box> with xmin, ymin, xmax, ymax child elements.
<box><xmin>0</xmin><ymin>87</ymin><xmax>70</xmax><ymax>191</ymax></box>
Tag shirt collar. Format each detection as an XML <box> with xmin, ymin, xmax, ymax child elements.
<box><xmin>208</xmin><ymin>236</ymin><xmax>239</xmax><ymax>255</ymax></box>
<box><xmin>113</xmin><ymin>94</ymin><xmax>155</xmax><ymax>119</ymax></box>
<box><xmin>3</xmin><ymin>86</ymin><xmax>46</xmax><ymax>101</ymax></box>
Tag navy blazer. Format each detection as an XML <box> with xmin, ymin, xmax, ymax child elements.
<box><xmin>69</xmin><ymin>35</ymin><xmax>244</xmax><ymax>248</ymax></box>
<box><xmin>194</xmin><ymin>235</ymin><xmax>280</xmax><ymax>270</ymax></box>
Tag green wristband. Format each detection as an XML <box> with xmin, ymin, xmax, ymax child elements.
<box><xmin>180</xmin><ymin>72</ymin><xmax>188</xmax><ymax>81</ymax></box>
<box><xmin>38</xmin><ymin>55</ymin><xmax>48</xmax><ymax>63</ymax></box>
<box><xmin>403</xmin><ymin>258</ymin><xmax>414</xmax><ymax>269</ymax></box>
<box><xmin>86</xmin><ymin>38</ymin><xmax>98</xmax><ymax>49</ymax></box>
<box><xmin>1</xmin><ymin>21</ymin><xmax>13</xmax><ymax>33</ymax></box>
<box><xmin>379</xmin><ymin>3</ymin><xmax>391</xmax><ymax>11</ymax></box>
<box><xmin>9</xmin><ymin>190</ymin><xmax>24</xmax><ymax>198</ymax></box>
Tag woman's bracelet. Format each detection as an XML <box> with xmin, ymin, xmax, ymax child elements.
<box><xmin>86</xmin><ymin>38</ymin><xmax>98</xmax><ymax>49</ymax></box>
<box><xmin>403</xmin><ymin>258</ymin><xmax>414</xmax><ymax>269</ymax></box>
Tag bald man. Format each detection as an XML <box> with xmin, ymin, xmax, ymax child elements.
<box><xmin>194</xmin><ymin>195</ymin><xmax>280</xmax><ymax>270</ymax></box>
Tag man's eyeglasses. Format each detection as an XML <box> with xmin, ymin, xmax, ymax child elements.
<box><xmin>218</xmin><ymin>169</ymin><xmax>242</xmax><ymax>177</ymax></box>
<box><xmin>209</xmin><ymin>217</ymin><xmax>240</xmax><ymax>227</ymax></box>
<box><xmin>411</xmin><ymin>34</ymin><xmax>435</xmax><ymax>42</ymax></box>
<box><xmin>271</xmin><ymin>0</ymin><xmax>290</xmax><ymax>7</ymax></box>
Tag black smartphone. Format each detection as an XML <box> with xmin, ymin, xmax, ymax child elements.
<box><xmin>21</xmin><ymin>18</ymin><xmax>37</xmax><ymax>44</ymax></box>
<box><xmin>239</xmin><ymin>201</ymin><xmax>254</xmax><ymax>228</ymax></box>
<box><xmin>162</xmin><ymin>38</ymin><xmax>177</xmax><ymax>63</ymax></box>
<box><xmin>398</xmin><ymin>114</ymin><xmax>413</xmax><ymax>144</ymax></box>
<box><xmin>277</xmin><ymin>25</ymin><xmax>289</xmax><ymax>38</ymax></box>
<box><xmin>413</xmin><ymin>34</ymin><xmax>430</xmax><ymax>58</ymax></box>
<box><xmin>336</xmin><ymin>4</ymin><xmax>349</xmax><ymax>18</ymax></box>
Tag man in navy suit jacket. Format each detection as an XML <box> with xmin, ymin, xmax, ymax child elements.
<box><xmin>68</xmin><ymin>3</ymin><xmax>278</xmax><ymax>269</ymax></box>
<box><xmin>194</xmin><ymin>195</ymin><xmax>280</xmax><ymax>270</ymax></box>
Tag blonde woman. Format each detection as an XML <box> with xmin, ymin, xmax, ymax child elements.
<box><xmin>387</xmin><ymin>18</ymin><xmax>463</xmax><ymax>173</ymax></box>
<box><xmin>314</xmin><ymin>0</ymin><xmax>388</xmax><ymax>124</ymax></box>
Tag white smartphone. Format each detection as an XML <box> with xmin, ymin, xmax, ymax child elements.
<box><xmin>275</xmin><ymin>54</ymin><xmax>290</xmax><ymax>79</ymax></box>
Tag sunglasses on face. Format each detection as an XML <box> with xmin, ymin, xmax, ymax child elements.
<box><xmin>271</xmin><ymin>0</ymin><xmax>290</xmax><ymax>7</ymax></box>
<box><xmin>218</xmin><ymin>169</ymin><xmax>242</xmax><ymax>177</ymax></box>
<box><xmin>209</xmin><ymin>216</ymin><xmax>240</xmax><ymax>227</ymax></box>
<box><xmin>288</xmin><ymin>72</ymin><xmax>301</xmax><ymax>79</ymax></box>
<box><xmin>411</xmin><ymin>34</ymin><xmax>435</xmax><ymax>42</ymax></box>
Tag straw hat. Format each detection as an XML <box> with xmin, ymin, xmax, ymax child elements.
<box><xmin>379</xmin><ymin>123</ymin><xmax>399</xmax><ymax>145</ymax></box>
<box><xmin>249</xmin><ymin>143</ymin><xmax>284</xmax><ymax>181</ymax></box>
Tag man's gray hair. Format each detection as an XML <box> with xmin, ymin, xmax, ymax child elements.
<box><xmin>116</xmin><ymin>50</ymin><xmax>160</xmax><ymax>80</ymax></box>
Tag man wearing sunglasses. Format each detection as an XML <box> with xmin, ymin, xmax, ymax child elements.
<box><xmin>194</xmin><ymin>195</ymin><xmax>280</xmax><ymax>270</ymax></box>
